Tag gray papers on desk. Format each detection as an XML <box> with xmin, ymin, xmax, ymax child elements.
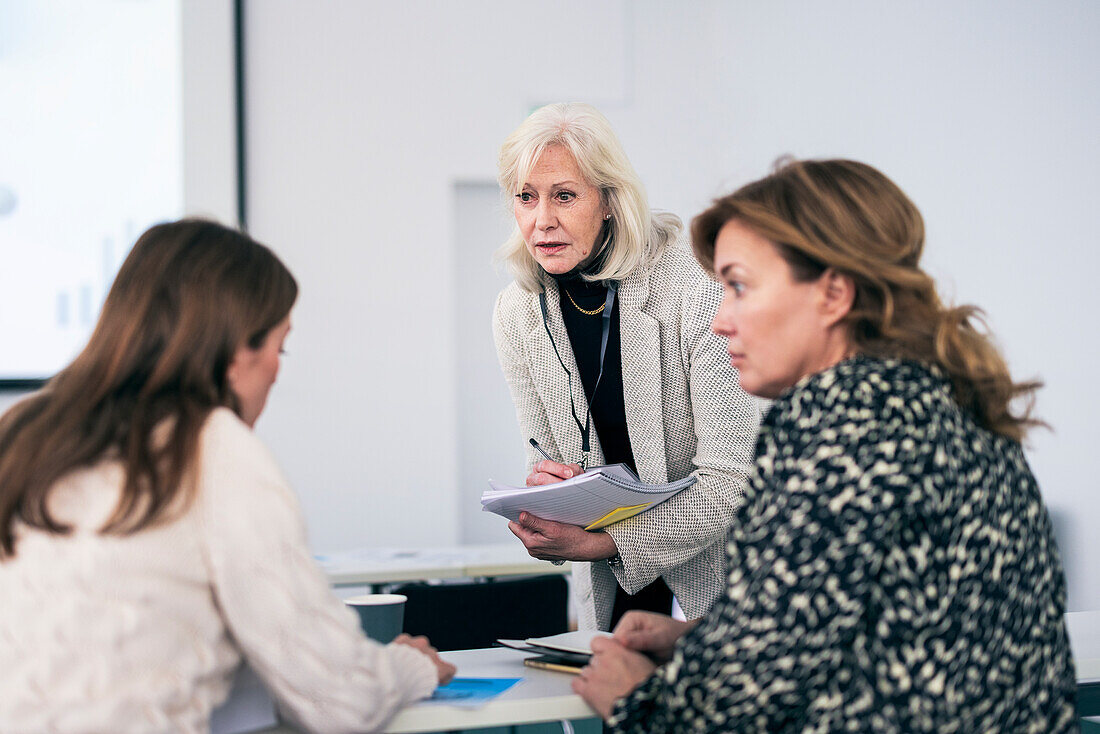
<box><xmin>480</xmin><ymin>464</ymin><xmax>696</xmax><ymax>529</ymax></box>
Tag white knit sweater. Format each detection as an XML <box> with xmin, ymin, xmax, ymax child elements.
<box><xmin>0</xmin><ymin>408</ymin><xmax>437</xmax><ymax>734</ymax></box>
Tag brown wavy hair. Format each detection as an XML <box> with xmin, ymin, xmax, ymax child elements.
<box><xmin>692</xmin><ymin>158</ymin><xmax>1041</xmax><ymax>441</ymax></box>
<box><xmin>0</xmin><ymin>219</ymin><xmax>298</xmax><ymax>558</ymax></box>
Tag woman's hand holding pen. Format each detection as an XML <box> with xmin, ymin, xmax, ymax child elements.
<box><xmin>517</xmin><ymin>439</ymin><xmax>613</xmax><ymax>561</ymax></box>
<box><xmin>509</xmin><ymin>511</ymin><xmax>618</xmax><ymax>562</ymax></box>
<box><xmin>525</xmin><ymin>459</ymin><xmax>584</xmax><ymax>487</ymax></box>
<box><xmin>525</xmin><ymin>439</ymin><xmax>582</xmax><ymax>486</ymax></box>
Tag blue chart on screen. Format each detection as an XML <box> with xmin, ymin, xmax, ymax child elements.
<box><xmin>0</xmin><ymin>1</ymin><xmax>185</xmax><ymax>381</ymax></box>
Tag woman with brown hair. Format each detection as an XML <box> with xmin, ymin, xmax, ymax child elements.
<box><xmin>573</xmin><ymin>159</ymin><xmax>1078</xmax><ymax>731</ymax></box>
<box><xmin>0</xmin><ymin>220</ymin><xmax>453</xmax><ymax>733</ymax></box>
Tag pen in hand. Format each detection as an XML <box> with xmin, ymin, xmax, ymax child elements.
<box><xmin>528</xmin><ymin>438</ymin><xmax>554</xmax><ymax>462</ymax></box>
<box><xmin>523</xmin><ymin>439</ymin><xmax>575</xmax><ymax>565</ymax></box>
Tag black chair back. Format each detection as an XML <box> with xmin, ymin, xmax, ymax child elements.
<box><xmin>395</xmin><ymin>574</ymin><xmax>568</xmax><ymax>651</ymax></box>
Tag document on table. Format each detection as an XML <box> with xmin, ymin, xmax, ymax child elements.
<box><xmin>496</xmin><ymin>630</ymin><xmax>614</xmax><ymax>673</ymax></box>
<box><xmin>525</xmin><ymin>630</ymin><xmax>613</xmax><ymax>654</ymax></box>
<box><xmin>481</xmin><ymin>463</ymin><xmax>695</xmax><ymax>530</ymax></box>
<box><xmin>427</xmin><ymin>677</ymin><xmax>522</xmax><ymax>708</ymax></box>
<box><xmin>497</xmin><ymin>630</ymin><xmax>613</xmax><ymax>659</ymax></box>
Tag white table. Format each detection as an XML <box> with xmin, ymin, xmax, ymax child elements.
<box><xmin>385</xmin><ymin>647</ymin><xmax>595</xmax><ymax>733</ymax></box>
<box><xmin>317</xmin><ymin>543</ymin><xmax>571</xmax><ymax>587</ymax></box>
<box><xmin>254</xmin><ymin>647</ymin><xmax>595</xmax><ymax>734</ymax></box>
<box><xmin>385</xmin><ymin>616</ymin><xmax>1100</xmax><ymax>730</ymax></box>
<box><xmin>239</xmin><ymin>611</ymin><xmax>1100</xmax><ymax>733</ymax></box>
<box><xmin>1068</xmin><ymin>610</ymin><xmax>1100</xmax><ymax>684</ymax></box>
<box><xmin>1068</xmin><ymin>610</ymin><xmax>1100</xmax><ymax>720</ymax></box>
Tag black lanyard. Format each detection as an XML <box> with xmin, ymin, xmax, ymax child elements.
<box><xmin>538</xmin><ymin>280</ymin><xmax>618</xmax><ymax>470</ymax></box>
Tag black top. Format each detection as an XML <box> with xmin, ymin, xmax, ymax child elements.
<box><xmin>557</xmin><ymin>274</ymin><xmax>672</xmax><ymax>624</ymax></box>
<box><xmin>610</xmin><ymin>356</ymin><xmax>1077</xmax><ymax>733</ymax></box>
<box><xmin>556</xmin><ymin>277</ymin><xmax>637</xmax><ymax>474</ymax></box>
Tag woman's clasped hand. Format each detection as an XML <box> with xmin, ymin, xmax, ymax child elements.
<box><xmin>573</xmin><ymin>611</ymin><xmax>695</xmax><ymax>718</ymax></box>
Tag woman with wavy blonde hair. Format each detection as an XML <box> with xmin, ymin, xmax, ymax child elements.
<box><xmin>574</xmin><ymin>159</ymin><xmax>1077</xmax><ymax>732</ymax></box>
<box><xmin>492</xmin><ymin>103</ymin><xmax>763</xmax><ymax>631</ymax></box>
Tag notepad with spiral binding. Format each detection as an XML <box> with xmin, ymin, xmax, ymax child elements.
<box><xmin>481</xmin><ymin>464</ymin><xmax>695</xmax><ymax>529</ymax></box>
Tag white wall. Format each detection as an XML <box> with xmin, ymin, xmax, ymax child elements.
<box><xmin>7</xmin><ymin>1</ymin><xmax>1093</xmax><ymax>608</ymax></box>
<box><xmin>242</xmin><ymin>1</ymin><xmax>636</xmax><ymax>551</ymax></box>
<box><xmin>0</xmin><ymin>394</ymin><xmax>20</xmax><ymax>420</ymax></box>
<box><xmin>241</xmin><ymin>1</ymin><xmax>1100</xmax><ymax>609</ymax></box>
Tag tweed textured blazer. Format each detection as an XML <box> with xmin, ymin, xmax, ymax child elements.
<box><xmin>493</xmin><ymin>240</ymin><xmax>765</xmax><ymax>630</ymax></box>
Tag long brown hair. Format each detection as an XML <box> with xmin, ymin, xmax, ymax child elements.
<box><xmin>0</xmin><ymin>219</ymin><xmax>298</xmax><ymax>557</ymax></box>
<box><xmin>692</xmin><ymin>158</ymin><xmax>1041</xmax><ymax>441</ymax></box>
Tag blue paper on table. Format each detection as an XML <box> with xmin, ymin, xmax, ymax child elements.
<box><xmin>428</xmin><ymin>677</ymin><xmax>522</xmax><ymax>708</ymax></box>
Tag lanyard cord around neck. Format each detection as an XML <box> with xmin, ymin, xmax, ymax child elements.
<box><xmin>537</xmin><ymin>280</ymin><xmax>618</xmax><ymax>470</ymax></box>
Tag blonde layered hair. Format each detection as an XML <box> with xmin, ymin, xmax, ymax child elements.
<box><xmin>495</xmin><ymin>103</ymin><xmax>680</xmax><ymax>292</ymax></box>
<box><xmin>692</xmin><ymin>158</ymin><xmax>1041</xmax><ymax>441</ymax></box>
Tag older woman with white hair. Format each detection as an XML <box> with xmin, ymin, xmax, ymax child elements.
<box><xmin>492</xmin><ymin>103</ymin><xmax>763</xmax><ymax>631</ymax></box>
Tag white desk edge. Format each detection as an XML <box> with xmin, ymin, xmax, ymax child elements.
<box><xmin>256</xmin><ymin>647</ymin><xmax>594</xmax><ymax>734</ymax></box>
<box><xmin>252</xmin><ymin>612</ymin><xmax>1100</xmax><ymax>734</ymax></box>
<box><xmin>1068</xmin><ymin>610</ymin><xmax>1100</xmax><ymax>685</ymax></box>
<box><xmin>319</xmin><ymin>544</ymin><xmax>572</xmax><ymax>587</ymax></box>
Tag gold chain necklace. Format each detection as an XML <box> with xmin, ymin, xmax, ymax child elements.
<box><xmin>565</xmin><ymin>288</ymin><xmax>605</xmax><ymax>315</ymax></box>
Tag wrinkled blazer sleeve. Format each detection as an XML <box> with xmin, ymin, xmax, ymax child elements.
<box><xmin>603</xmin><ymin>275</ymin><xmax>762</xmax><ymax>606</ymax></box>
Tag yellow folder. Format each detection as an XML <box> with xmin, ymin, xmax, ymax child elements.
<box><xmin>583</xmin><ymin>503</ymin><xmax>652</xmax><ymax>531</ymax></box>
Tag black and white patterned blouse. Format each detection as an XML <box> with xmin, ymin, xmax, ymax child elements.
<box><xmin>610</xmin><ymin>356</ymin><xmax>1077</xmax><ymax>732</ymax></box>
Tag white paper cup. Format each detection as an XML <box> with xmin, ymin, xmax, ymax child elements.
<box><xmin>344</xmin><ymin>593</ymin><xmax>407</xmax><ymax>643</ymax></box>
